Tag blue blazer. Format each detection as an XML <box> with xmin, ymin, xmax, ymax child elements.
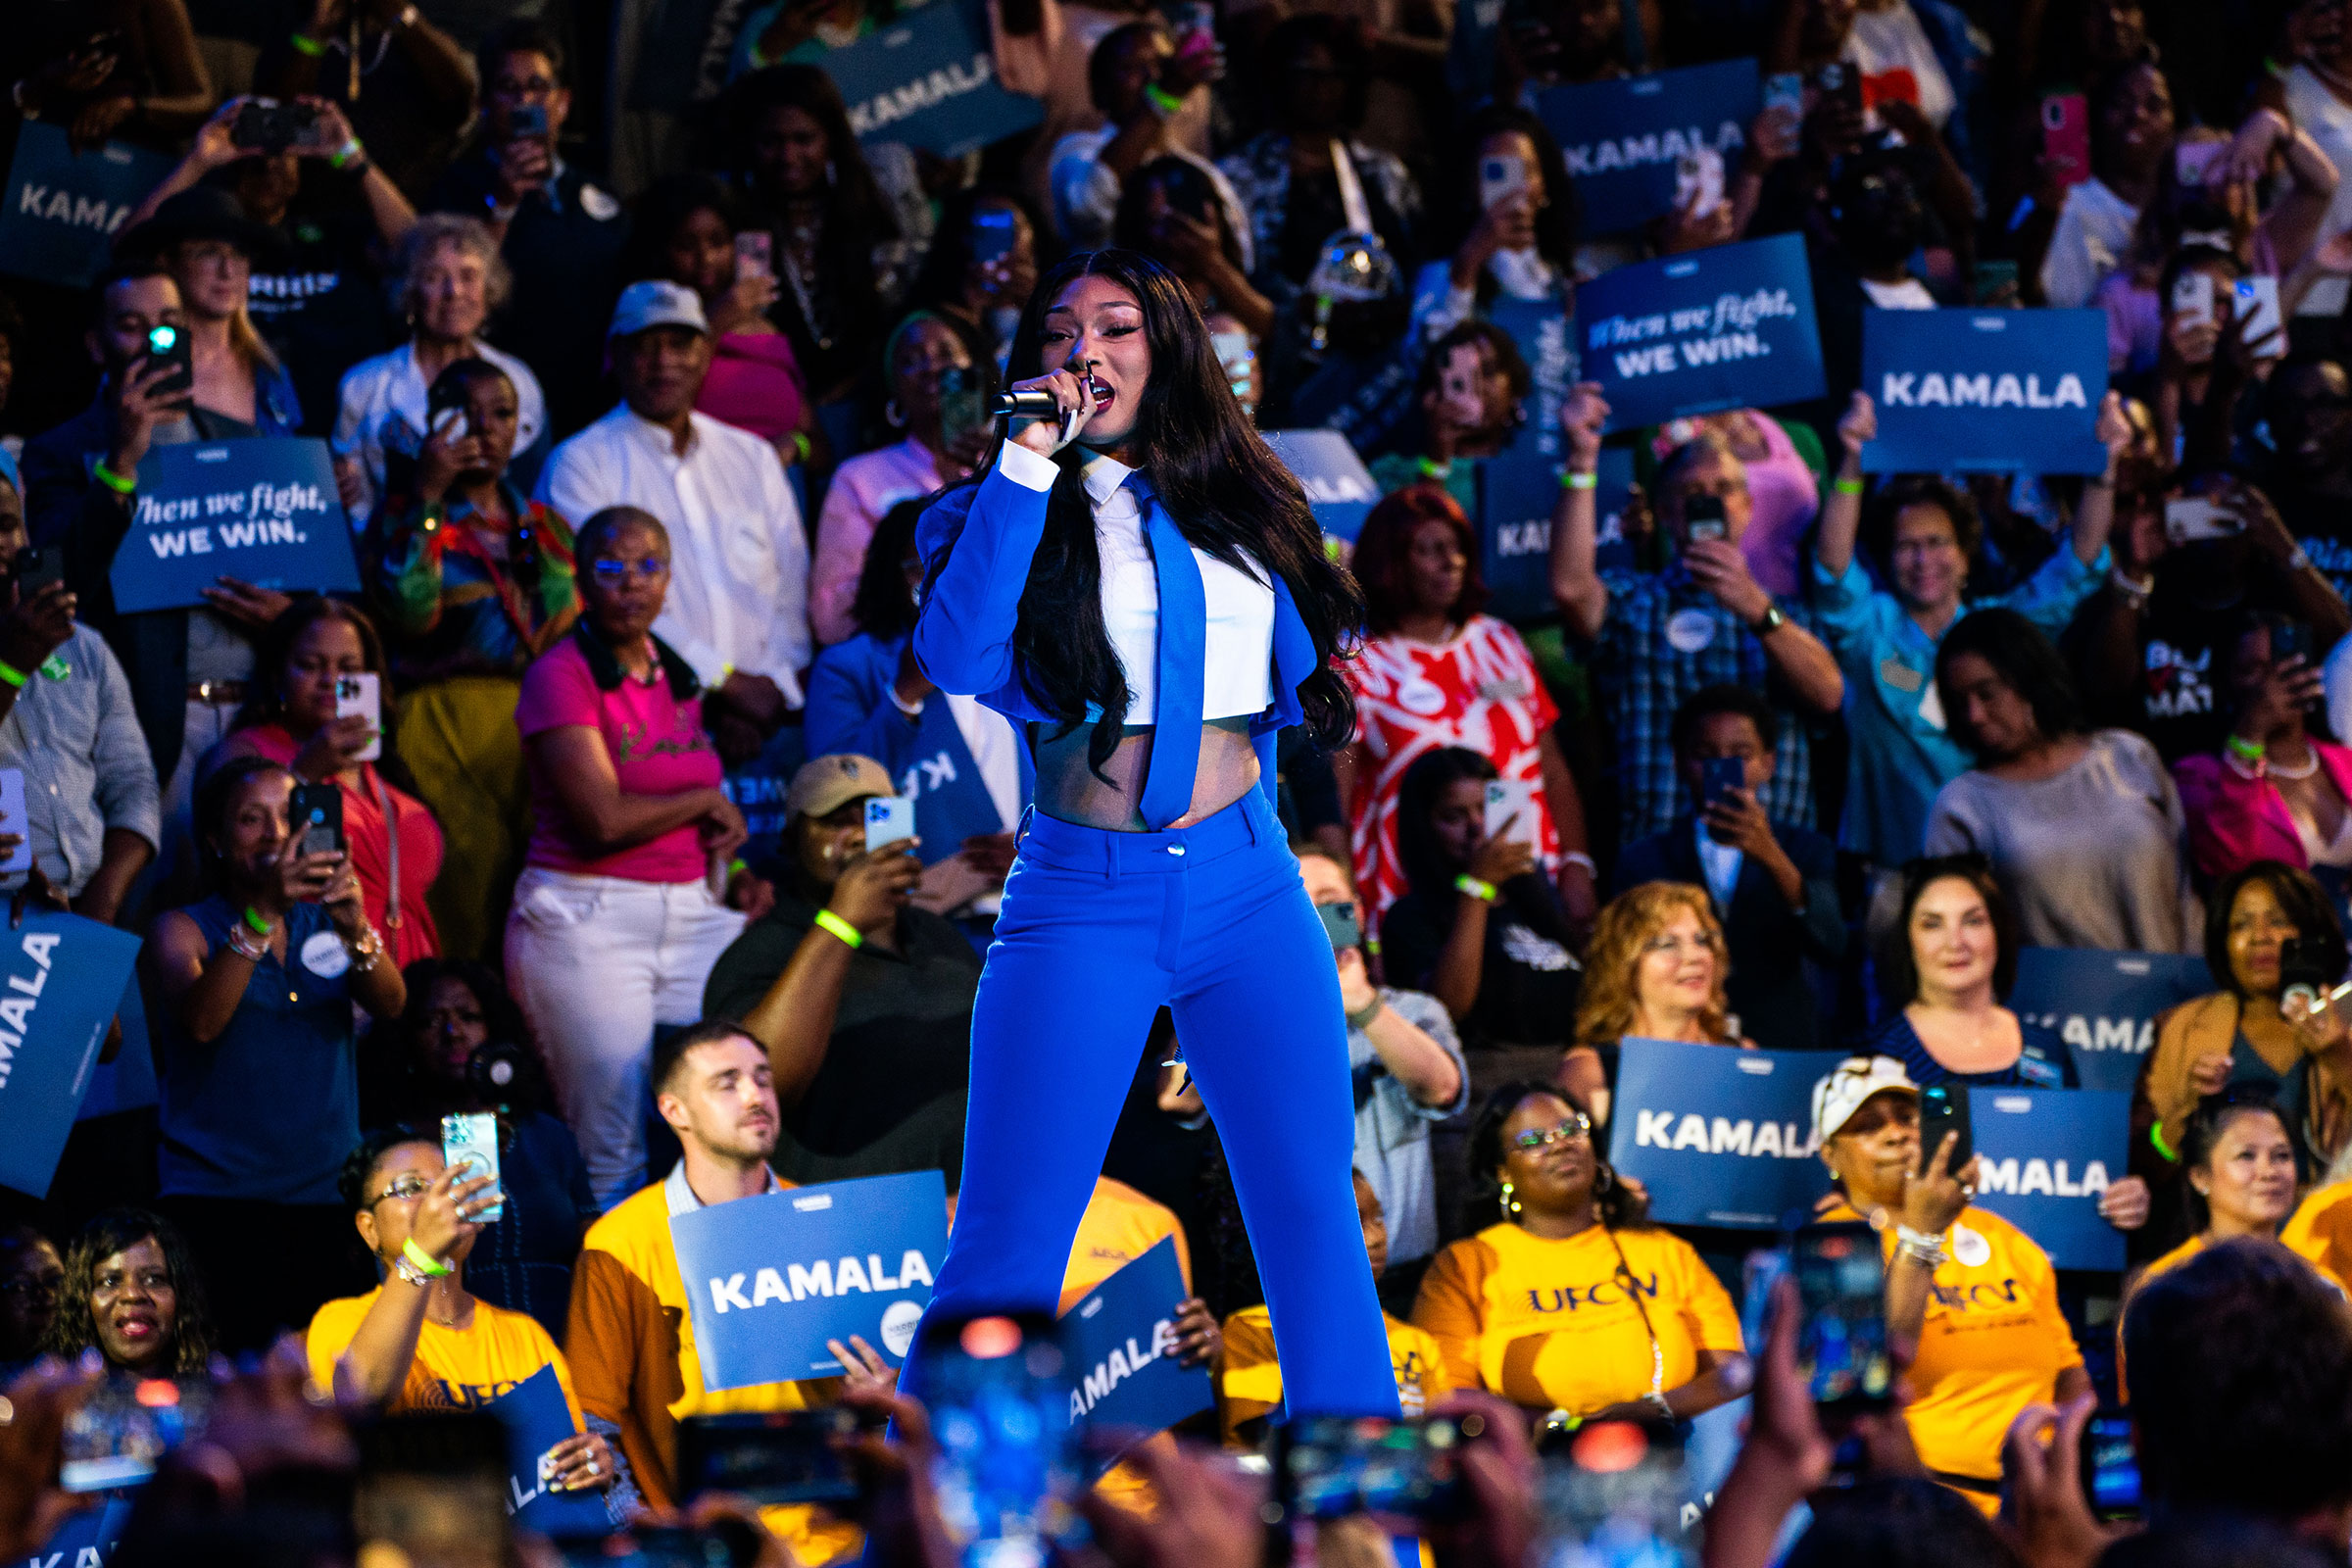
<box><xmin>913</xmin><ymin>463</ymin><xmax>1322</xmax><ymax>812</ymax></box>
<box><xmin>806</xmin><ymin>629</ymin><xmax>1036</xmax><ymax>828</ymax></box>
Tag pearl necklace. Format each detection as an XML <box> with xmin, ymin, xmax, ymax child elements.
<box><xmin>2226</xmin><ymin>745</ymin><xmax>2321</xmax><ymax>782</ymax></box>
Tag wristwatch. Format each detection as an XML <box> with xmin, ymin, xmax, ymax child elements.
<box><xmin>1750</xmin><ymin>601</ymin><xmax>1788</xmax><ymax>635</ymax></box>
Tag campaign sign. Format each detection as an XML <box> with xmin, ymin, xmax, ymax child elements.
<box><xmin>109</xmin><ymin>439</ymin><xmax>359</xmax><ymax>614</ymax></box>
<box><xmin>1479</xmin><ymin>436</ymin><xmax>1559</xmax><ymax>623</ymax></box>
<box><xmin>1590</xmin><ymin>446</ymin><xmax>1641</xmax><ymax>573</ymax></box>
<box><xmin>1536</xmin><ymin>61</ymin><xmax>1759</xmax><ymax>233</ymax></box>
<box><xmin>1262</xmin><ymin>428</ymin><xmax>1380</xmax><ymax>543</ymax></box>
<box><xmin>1608</xmin><ymin>1040</ymin><xmax>1833</xmax><ymax>1227</ymax></box>
<box><xmin>669</xmin><ymin>1169</ymin><xmax>948</xmax><ymax>1390</ymax></box>
<box><xmin>1861</xmin><ymin>310</ymin><xmax>2110</xmax><ymax>474</ymax></box>
<box><xmin>1967</xmin><ymin>1089</ymin><xmax>2130</xmax><ymax>1271</ymax></box>
<box><xmin>25</xmin><ymin>1497</ymin><xmax>132</xmax><ymax>1568</ymax></box>
<box><xmin>0</xmin><ymin>125</ymin><xmax>173</xmax><ymax>289</ymax></box>
<box><xmin>490</xmin><ymin>1365</ymin><xmax>612</xmax><ymax>1537</ymax></box>
<box><xmin>2006</xmin><ymin>948</ymin><xmax>2211</xmax><ymax>1095</ymax></box>
<box><xmin>0</xmin><ymin>909</ymin><xmax>143</xmax><ymax>1199</ymax></box>
<box><xmin>1581</xmin><ymin>234</ymin><xmax>1825</xmax><ymax>432</ymax></box>
<box><xmin>1060</xmin><ymin>1237</ymin><xmax>1212</xmax><ymax>1477</ymax></box>
<box><xmin>823</xmin><ymin>0</ymin><xmax>1044</xmax><ymax>157</ymax></box>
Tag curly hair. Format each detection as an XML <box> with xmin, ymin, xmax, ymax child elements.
<box><xmin>396</xmin><ymin>213</ymin><xmax>514</xmax><ymax>323</ymax></box>
<box><xmin>1466</xmin><ymin>1081</ymin><xmax>1647</xmax><ymax>1229</ymax></box>
<box><xmin>1572</xmin><ymin>882</ymin><xmax>1730</xmax><ymax>1049</ymax></box>
<box><xmin>41</xmin><ymin>1208</ymin><xmax>214</xmax><ymax>1376</ymax></box>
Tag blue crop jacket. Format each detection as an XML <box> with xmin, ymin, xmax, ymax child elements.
<box><xmin>912</xmin><ymin>457</ymin><xmax>1322</xmax><ymax>812</ymax></box>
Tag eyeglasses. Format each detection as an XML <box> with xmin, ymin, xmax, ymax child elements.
<box><xmin>590</xmin><ymin>557</ymin><xmax>667</xmax><ymax>583</ymax></box>
<box><xmin>1509</xmin><ymin>1113</ymin><xmax>1592</xmax><ymax>1152</ymax></box>
<box><xmin>370</xmin><ymin>1173</ymin><xmax>432</xmax><ymax>1205</ymax></box>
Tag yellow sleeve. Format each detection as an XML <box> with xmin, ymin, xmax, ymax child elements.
<box><xmin>1672</xmin><ymin>1239</ymin><xmax>1746</xmax><ymax>1355</ymax></box>
<box><xmin>1396</xmin><ymin>1320</ymin><xmax>1452</xmax><ymax>1404</ymax></box>
<box><xmin>305</xmin><ymin>1297</ymin><xmax>362</xmax><ymax>1395</ymax></box>
<box><xmin>1219</xmin><ymin>1309</ymin><xmax>1284</xmax><ymax>1406</ymax></box>
<box><xmin>2021</xmin><ymin>1227</ymin><xmax>2082</xmax><ymax>1370</ymax></box>
<box><xmin>1170</xmin><ymin>1214</ymin><xmax>1194</xmax><ymax>1297</ymax></box>
<box><xmin>1409</xmin><ymin>1241</ymin><xmax>1491</xmax><ymax>1395</ymax></box>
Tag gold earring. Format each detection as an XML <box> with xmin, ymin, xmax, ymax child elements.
<box><xmin>1499</xmin><ymin>1179</ymin><xmax>1521</xmax><ymax>1220</ymax></box>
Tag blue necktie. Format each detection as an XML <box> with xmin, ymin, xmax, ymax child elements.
<box><xmin>1136</xmin><ymin>486</ymin><xmax>1205</xmax><ymax>831</ymax></box>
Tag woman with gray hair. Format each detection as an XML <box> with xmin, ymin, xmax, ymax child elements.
<box><xmin>332</xmin><ymin>213</ymin><xmax>548</xmax><ymax>524</ymax></box>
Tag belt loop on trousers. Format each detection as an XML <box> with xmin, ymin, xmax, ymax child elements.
<box><xmin>1104</xmin><ymin>823</ymin><xmax>1120</xmax><ymax>886</ymax></box>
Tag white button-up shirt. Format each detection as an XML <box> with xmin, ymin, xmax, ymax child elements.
<box><xmin>331</xmin><ymin>338</ymin><xmax>548</xmax><ymax>523</ymax></box>
<box><xmin>539</xmin><ymin>405</ymin><xmax>812</xmax><ymax>702</ymax></box>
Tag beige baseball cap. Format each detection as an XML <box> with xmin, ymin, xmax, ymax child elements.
<box><xmin>1811</xmin><ymin>1055</ymin><xmax>1919</xmax><ymax>1144</ymax></box>
<box><xmin>783</xmin><ymin>754</ymin><xmax>897</xmax><ymax>823</ymax></box>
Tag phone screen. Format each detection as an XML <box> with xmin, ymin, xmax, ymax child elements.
<box><xmin>2079</xmin><ymin>1411</ymin><xmax>2141</xmax><ymax>1522</ymax></box>
<box><xmin>336</xmin><ymin>672</ymin><xmax>383</xmax><ymax>762</ymax></box>
<box><xmin>676</xmin><ymin>1411</ymin><xmax>875</xmax><ymax>1508</ymax></box>
<box><xmin>2163</xmin><ymin>495</ymin><xmax>2240</xmax><ymax>544</ymax></box>
<box><xmin>970</xmin><ymin>207</ymin><xmax>1017</xmax><ymax>267</ymax></box>
<box><xmin>734</xmin><ymin>229</ymin><xmax>773</xmax><ymax>278</ymax></box>
<box><xmin>1699</xmin><ymin>757</ymin><xmax>1745</xmax><ymax>808</ymax></box>
<box><xmin>1317</xmin><ymin>900</ymin><xmax>1362</xmax><ymax>954</ymax></box>
<box><xmin>1683</xmin><ymin>495</ymin><xmax>1729</xmax><ymax>543</ymax></box>
<box><xmin>863</xmin><ymin>795</ymin><xmax>916</xmax><ymax>854</ymax></box>
<box><xmin>1274</xmin><ymin>1414</ymin><xmax>1477</xmax><ymax>1525</ymax></box>
<box><xmin>1917</xmin><ymin>1084</ymin><xmax>1972</xmax><ymax>1171</ymax></box>
<box><xmin>920</xmin><ymin>1314</ymin><xmax>1082</xmax><ymax>1562</ymax></box>
<box><xmin>441</xmin><ymin>1111</ymin><xmax>506</xmax><ymax>1225</ymax></box>
<box><xmin>1791</xmin><ymin>1223</ymin><xmax>1894</xmax><ymax>1411</ymax></box>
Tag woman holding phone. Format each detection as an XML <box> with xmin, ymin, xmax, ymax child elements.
<box><xmin>207</xmin><ymin>598</ymin><xmax>446</xmax><ymax>969</ymax></box>
<box><xmin>505</xmin><ymin>506</ymin><xmax>762</xmax><ymax>1206</ymax></box>
<box><xmin>2175</xmin><ymin>612</ymin><xmax>2352</xmax><ymax>885</ymax></box>
<box><xmin>144</xmin><ymin>755</ymin><xmax>405</xmax><ymax>1350</ymax></box>
<box><xmin>901</xmin><ymin>248</ymin><xmax>1398</xmax><ymax>1418</ymax></box>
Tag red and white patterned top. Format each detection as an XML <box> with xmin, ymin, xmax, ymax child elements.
<box><xmin>1343</xmin><ymin>615</ymin><xmax>1560</xmax><ymax>930</ymax></box>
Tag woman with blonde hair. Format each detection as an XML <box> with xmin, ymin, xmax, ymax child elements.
<box><xmin>122</xmin><ymin>188</ymin><xmax>303</xmax><ymax>436</ymax></box>
<box><xmin>333</xmin><ymin>213</ymin><xmax>547</xmax><ymax>522</ymax></box>
<box><xmin>1562</xmin><ymin>881</ymin><xmax>1741</xmax><ymax>1127</ymax></box>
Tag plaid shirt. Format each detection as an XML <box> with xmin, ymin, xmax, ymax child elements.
<box><xmin>1592</xmin><ymin>565</ymin><xmax>1818</xmax><ymax>840</ymax></box>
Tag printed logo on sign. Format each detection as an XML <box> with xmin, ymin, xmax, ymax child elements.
<box><xmin>1562</xmin><ymin>121</ymin><xmax>1745</xmax><ymax>179</ymax></box>
<box><xmin>0</xmin><ymin>929</ymin><xmax>62</xmax><ymax>1091</ymax></box>
<box><xmin>1976</xmin><ymin>1157</ymin><xmax>2112</xmax><ymax>1198</ymax></box>
<box><xmin>846</xmin><ymin>50</ymin><xmax>997</xmax><ymax>136</ymax></box>
<box><xmin>1632</xmin><ymin>1109</ymin><xmax>1819</xmax><ymax>1159</ymax></box>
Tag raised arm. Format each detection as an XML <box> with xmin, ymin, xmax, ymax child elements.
<box><xmin>1814</xmin><ymin>392</ymin><xmax>1874</xmax><ymax>580</ymax></box>
<box><xmin>2068</xmin><ymin>392</ymin><xmax>2132</xmax><ymax>566</ymax></box>
<box><xmin>1547</xmin><ymin>383</ymin><xmax>1611</xmax><ymax>640</ymax></box>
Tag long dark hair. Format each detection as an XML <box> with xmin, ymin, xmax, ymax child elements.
<box><xmin>2177</xmin><ymin>1086</ymin><xmax>2295</xmax><ymax>1236</ymax></box>
<box><xmin>1352</xmin><ymin>483</ymin><xmax>1487</xmax><ymax>635</ymax></box>
<box><xmin>1467</xmin><ymin>1081</ymin><xmax>1646</xmax><ymax>1229</ymax></box>
<box><xmin>618</xmin><ymin>172</ymin><xmax>746</xmax><ymax>285</ymax></box>
<box><xmin>41</xmin><ymin>1208</ymin><xmax>215</xmax><ymax>1376</ymax></box>
<box><xmin>2204</xmin><ymin>860</ymin><xmax>2347</xmax><ymax>998</ymax></box>
<box><xmin>852</xmin><ymin>498</ymin><xmax>928</xmax><ymax>642</ymax></box>
<box><xmin>923</xmin><ymin>249</ymin><xmax>1361</xmax><ymax>777</ymax></box>
<box><xmin>1881</xmin><ymin>853</ymin><xmax>2019</xmax><ymax>1004</ymax></box>
<box><xmin>1933</xmin><ymin>607</ymin><xmax>2082</xmax><ymax>761</ymax></box>
<box><xmin>1442</xmin><ymin>105</ymin><xmax>1579</xmax><ymax>289</ymax></box>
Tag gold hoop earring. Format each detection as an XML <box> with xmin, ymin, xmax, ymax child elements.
<box><xmin>1499</xmin><ymin>1179</ymin><xmax>1521</xmax><ymax>1220</ymax></box>
<box><xmin>1594</xmin><ymin>1165</ymin><xmax>1614</xmax><ymax>1196</ymax></box>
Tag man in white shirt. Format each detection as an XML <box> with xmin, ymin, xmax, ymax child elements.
<box><xmin>538</xmin><ymin>282</ymin><xmax>811</xmax><ymax>763</ymax></box>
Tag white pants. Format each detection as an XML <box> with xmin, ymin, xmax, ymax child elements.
<box><xmin>504</xmin><ymin>866</ymin><xmax>747</xmax><ymax>1205</ymax></box>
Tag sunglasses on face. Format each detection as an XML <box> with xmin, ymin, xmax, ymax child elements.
<box><xmin>591</xmin><ymin>557</ymin><xmax>667</xmax><ymax>583</ymax></box>
<box><xmin>1509</xmin><ymin>1112</ymin><xmax>1593</xmax><ymax>1152</ymax></box>
<box><xmin>370</xmin><ymin>1173</ymin><xmax>433</xmax><ymax>1205</ymax></box>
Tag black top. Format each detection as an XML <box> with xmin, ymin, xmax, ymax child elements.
<box><xmin>703</xmin><ymin>889</ymin><xmax>981</xmax><ymax>1185</ymax></box>
<box><xmin>1379</xmin><ymin>873</ymin><xmax>1580</xmax><ymax>1050</ymax></box>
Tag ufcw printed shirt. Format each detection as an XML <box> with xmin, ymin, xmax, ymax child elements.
<box><xmin>1409</xmin><ymin>1222</ymin><xmax>1742</xmax><ymax>1416</ymax></box>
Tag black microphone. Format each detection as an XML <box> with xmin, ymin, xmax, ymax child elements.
<box><xmin>993</xmin><ymin>389</ymin><xmax>1064</xmax><ymax>416</ymax></box>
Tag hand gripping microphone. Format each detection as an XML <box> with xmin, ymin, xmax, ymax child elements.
<box><xmin>993</xmin><ymin>389</ymin><xmax>1064</xmax><ymax>416</ymax></box>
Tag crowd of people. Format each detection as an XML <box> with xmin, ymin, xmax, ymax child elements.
<box><xmin>10</xmin><ymin>0</ymin><xmax>2352</xmax><ymax>1559</ymax></box>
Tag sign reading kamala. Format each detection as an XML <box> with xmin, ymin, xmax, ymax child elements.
<box><xmin>1860</xmin><ymin>310</ymin><xmax>2110</xmax><ymax>474</ymax></box>
<box><xmin>1536</xmin><ymin>61</ymin><xmax>1759</xmax><ymax>233</ymax></box>
<box><xmin>669</xmin><ymin>1169</ymin><xmax>948</xmax><ymax>1391</ymax></box>
<box><xmin>1966</xmin><ymin>1090</ymin><xmax>2130</xmax><ymax>1271</ymax></box>
<box><xmin>822</xmin><ymin>0</ymin><xmax>1044</xmax><ymax>158</ymax></box>
<box><xmin>490</xmin><ymin>1366</ymin><xmax>612</xmax><ymax>1538</ymax></box>
<box><xmin>0</xmin><ymin>909</ymin><xmax>144</xmax><ymax>1200</ymax></box>
<box><xmin>1607</xmin><ymin>1040</ymin><xmax>1833</xmax><ymax>1227</ymax></box>
<box><xmin>1060</xmin><ymin>1237</ymin><xmax>1213</xmax><ymax>1476</ymax></box>
<box><xmin>1261</xmin><ymin>429</ymin><xmax>1380</xmax><ymax>543</ymax></box>
<box><xmin>1581</xmin><ymin>235</ymin><xmax>1825</xmax><ymax>432</ymax></box>
<box><xmin>2005</xmin><ymin>948</ymin><xmax>2211</xmax><ymax>1095</ymax></box>
<box><xmin>109</xmin><ymin>439</ymin><xmax>360</xmax><ymax>614</ymax></box>
<box><xmin>0</xmin><ymin>125</ymin><xmax>174</xmax><ymax>289</ymax></box>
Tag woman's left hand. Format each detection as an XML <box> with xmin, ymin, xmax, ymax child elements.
<box><xmin>699</xmin><ymin>798</ymin><xmax>751</xmax><ymax>863</ymax></box>
<box><xmin>2096</xmin><ymin>1174</ymin><xmax>2150</xmax><ymax>1232</ymax></box>
<box><xmin>826</xmin><ymin>1335</ymin><xmax>900</xmax><ymax>1397</ymax></box>
<box><xmin>1335</xmin><ymin>945</ymin><xmax>1379</xmax><ymax>1015</ymax></box>
<box><xmin>1169</xmin><ymin>1297</ymin><xmax>1221</xmax><ymax>1368</ymax></box>
<box><xmin>544</xmin><ymin>1431</ymin><xmax>618</xmax><ymax>1493</ymax></box>
<box><xmin>2285</xmin><ymin>985</ymin><xmax>2352</xmax><ymax>1054</ymax></box>
<box><xmin>319</xmin><ymin>855</ymin><xmax>368</xmax><ymax>936</ymax></box>
<box><xmin>726</xmin><ymin>865</ymin><xmax>775</xmax><ymax>920</ymax></box>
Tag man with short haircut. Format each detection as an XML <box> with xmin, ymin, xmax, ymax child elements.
<box><xmin>538</xmin><ymin>282</ymin><xmax>810</xmax><ymax>767</ymax></box>
<box><xmin>564</xmin><ymin>1021</ymin><xmax>858</xmax><ymax>1564</ymax></box>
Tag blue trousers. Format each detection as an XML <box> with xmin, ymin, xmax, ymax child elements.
<box><xmin>907</xmin><ymin>786</ymin><xmax>1401</xmax><ymax>1422</ymax></box>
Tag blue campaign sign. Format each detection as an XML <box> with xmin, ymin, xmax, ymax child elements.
<box><xmin>669</xmin><ymin>1169</ymin><xmax>948</xmax><ymax>1391</ymax></box>
<box><xmin>823</xmin><ymin>0</ymin><xmax>1044</xmax><ymax>158</ymax></box>
<box><xmin>1590</xmin><ymin>446</ymin><xmax>1641</xmax><ymax>573</ymax></box>
<box><xmin>2006</xmin><ymin>948</ymin><xmax>2211</xmax><ymax>1095</ymax></box>
<box><xmin>1607</xmin><ymin>1040</ymin><xmax>1833</xmax><ymax>1227</ymax></box>
<box><xmin>1537</xmin><ymin>61</ymin><xmax>1759</xmax><ymax>234</ymax></box>
<box><xmin>490</xmin><ymin>1365</ymin><xmax>611</xmax><ymax>1538</ymax></box>
<box><xmin>1261</xmin><ymin>429</ymin><xmax>1380</xmax><ymax>543</ymax></box>
<box><xmin>1967</xmin><ymin>1089</ymin><xmax>2131</xmax><ymax>1272</ymax></box>
<box><xmin>1581</xmin><ymin>235</ymin><xmax>1825</xmax><ymax>432</ymax></box>
<box><xmin>0</xmin><ymin>125</ymin><xmax>174</xmax><ymax>290</ymax></box>
<box><xmin>1060</xmin><ymin>1236</ymin><xmax>1212</xmax><ymax>1475</ymax></box>
<box><xmin>0</xmin><ymin>909</ymin><xmax>144</xmax><ymax>1199</ymax></box>
<box><xmin>24</xmin><ymin>1497</ymin><xmax>132</xmax><ymax>1568</ymax></box>
<box><xmin>1861</xmin><ymin>310</ymin><xmax>2110</xmax><ymax>475</ymax></box>
<box><xmin>109</xmin><ymin>439</ymin><xmax>360</xmax><ymax>614</ymax></box>
<box><xmin>1478</xmin><ymin>435</ymin><xmax>1558</xmax><ymax>623</ymax></box>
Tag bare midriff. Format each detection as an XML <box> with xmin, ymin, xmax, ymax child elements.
<box><xmin>1031</xmin><ymin>715</ymin><xmax>1260</xmax><ymax>830</ymax></box>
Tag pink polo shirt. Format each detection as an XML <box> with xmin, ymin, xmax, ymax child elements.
<box><xmin>515</xmin><ymin>637</ymin><xmax>722</xmax><ymax>883</ymax></box>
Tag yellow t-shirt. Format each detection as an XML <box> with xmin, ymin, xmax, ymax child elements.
<box><xmin>1823</xmin><ymin>1201</ymin><xmax>2080</xmax><ymax>1493</ymax></box>
<box><xmin>2280</xmin><ymin>1184</ymin><xmax>2352</xmax><ymax>1285</ymax></box>
<box><xmin>307</xmin><ymin>1289</ymin><xmax>587</xmax><ymax>1423</ymax></box>
<box><xmin>1218</xmin><ymin>1306</ymin><xmax>1450</xmax><ymax>1444</ymax></box>
<box><xmin>1409</xmin><ymin>1222</ymin><xmax>1743</xmax><ymax>1416</ymax></box>
<box><xmin>1060</xmin><ymin>1176</ymin><xmax>1192</xmax><ymax>1311</ymax></box>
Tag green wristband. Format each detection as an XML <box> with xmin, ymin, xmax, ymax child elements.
<box><xmin>1145</xmin><ymin>83</ymin><xmax>1186</xmax><ymax>117</ymax></box>
<box><xmin>290</xmin><ymin>29</ymin><xmax>327</xmax><ymax>56</ymax></box>
<box><xmin>814</xmin><ymin>908</ymin><xmax>863</xmax><ymax>950</ymax></box>
<box><xmin>92</xmin><ymin>459</ymin><xmax>136</xmax><ymax>496</ymax></box>
<box><xmin>242</xmin><ymin>906</ymin><xmax>273</xmax><ymax>937</ymax></box>
<box><xmin>402</xmin><ymin>1238</ymin><xmax>452</xmax><ymax>1278</ymax></box>
<box><xmin>1455</xmin><ymin>874</ymin><xmax>1498</xmax><ymax>903</ymax></box>
<box><xmin>2150</xmin><ymin>1121</ymin><xmax>2177</xmax><ymax>1162</ymax></box>
<box><xmin>1833</xmin><ymin>476</ymin><xmax>1865</xmax><ymax>496</ymax></box>
<box><xmin>1561</xmin><ymin>468</ymin><xmax>1597</xmax><ymax>490</ymax></box>
<box><xmin>0</xmin><ymin>662</ymin><xmax>24</xmax><ymax>690</ymax></box>
<box><xmin>2227</xmin><ymin>734</ymin><xmax>2267</xmax><ymax>763</ymax></box>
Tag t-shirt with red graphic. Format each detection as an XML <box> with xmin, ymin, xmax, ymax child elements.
<box><xmin>1341</xmin><ymin>615</ymin><xmax>1559</xmax><ymax>929</ymax></box>
<box><xmin>515</xmin><ymin>633</ymin><xmax>722</xmax><ymax>883</ymax></box>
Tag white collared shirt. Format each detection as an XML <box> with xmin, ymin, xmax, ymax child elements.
<box><xmin>539</xmin><ymin>405</ymin><xmax>812</xmax><ymax>702</ymax></box>
<box><xmin>330</xmin><ymin>338</ymin><xmax>549</xmax><ymax>523</ymax></box>
<box><xmin>996</xmin><ymin>442</ymin><xmax>1275</xmax><ymax>722</ymax></box>
<box><xmin>662</xmin><ymin>1156</ymin><xmax>783</xmax><ymax>1215</ymax></box>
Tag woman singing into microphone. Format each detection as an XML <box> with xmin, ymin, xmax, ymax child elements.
<box><xmin>905</xmin><ymin>249</ymin><xmax>1398</xmax><ymax>1418</ymax></box>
